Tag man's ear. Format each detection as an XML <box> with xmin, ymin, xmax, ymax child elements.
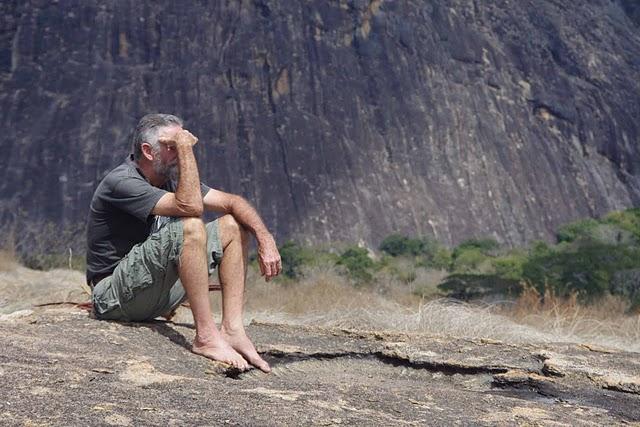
<box><xmin>141</xmin><ymin>142</ymin><xmax>154</xmax><ymax>161</ymax></box>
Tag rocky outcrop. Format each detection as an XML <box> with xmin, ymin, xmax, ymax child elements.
<box><xmin>1</xmin><ymin>265</ymin><xmax>639</xmax><ymax>424</ymax></box>
<box><xmin>1</xmin><ymin>1</ymin><xmax>639</xmax><ymax>246</ymax></box>
<box><xmin>1</xmin><ymin>308</ymin><xmax>639</xmax><ymax>425</ymax></box>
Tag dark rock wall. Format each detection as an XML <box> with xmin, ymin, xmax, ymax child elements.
<box><xmin>1</xmin><ymin>0</ymin><xmax>639</xmax><ymax>247</ymax></box>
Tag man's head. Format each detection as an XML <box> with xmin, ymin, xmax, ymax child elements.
<box><xmin>132</xmin><ymin>113</ymin><xmax>184</xmax><ymax>181</ymax></box>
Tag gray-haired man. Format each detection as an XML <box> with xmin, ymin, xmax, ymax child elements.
<box><xmin>86</xmin><ymin>113</ymin><xmax>281</xmax><ymax>372</ymax></box>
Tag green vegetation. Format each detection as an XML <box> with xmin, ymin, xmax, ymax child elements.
<box><xmin>4</xmin><ymin>207</ymin><xmax>640</xmax><ymax>312</ymax></box>
<box><xmin>278</xmin><ymin>241</ymin><xmax>315</xmax><ymax>279</ymax></box>
<box><xmin>273</xmin><ymin>208</ymin><xmax>640</xmax><ymax>311</ymax></box>
<box><xmin>556</xmin><ymin>218</ymin><xmax>598</xmax><ymax>243</ymax></box>
<box><xmin>452</xmin><ymin>238</ymin><xmax>500</xmax><ymax>257</ymax></box>
<box><xmin>380</xmin><ymin>234</ymin><xmax>451</xmax><ymax>270</ymax></box>
<box><xmin>438</xmin><ymin>274</ymin><xmax>520</xmax><ymax>300</ymax></box>
<box><xmin>438</xmin><ymin>209</ymin><xmax>640</xmax><ymax>309</ymax></box>
<box><xmin>379</xmin><ymin>234</ymin><xmax>427</xmax><ymax>257</ymax></box>
<box><xmin>336</xmin><ymin>246</ymin><xmax>376</xmax><ymax>283</ymax></box>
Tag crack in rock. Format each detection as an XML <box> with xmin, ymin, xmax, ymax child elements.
<box><xmin>254</xmin><ymin>348</ymin><xmax>510</xmax><ymax>379</ymax></box>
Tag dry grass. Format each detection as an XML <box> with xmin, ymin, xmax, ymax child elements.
<box><xmin>496</xmin><ymin>284</ymin><xmax>640</xmax><ymax>351</ymax></box>
<box><xmin>0</xmin><ymin>227</ymin><xmax>18</xmax><ymax>272</ymax></box>
<box><xmin>236</xmin><ymin>263</ymin><xmax>407</xmax><ymax>318</ymax></box>
<box><xmin>0</xmin><ymin>249</ymin><xmax>18</xmax><ymax>272</ymax></box>
<box><xmin>229</xmin><ymin>264</ymin><xmax>640</xmax><ymax>353</ymax></box>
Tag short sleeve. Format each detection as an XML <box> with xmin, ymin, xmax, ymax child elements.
<box><xmin>108</xmin><ymin>175</ymin><xmax>167</xmax><ymax>223</ymax></box>
<box><xmin>200</xmin><ymin>182</ymin><xmax>211</xmax><ymax>197</ymax></box>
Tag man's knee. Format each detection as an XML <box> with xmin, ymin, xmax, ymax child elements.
<box><xmin>219</xmin><ymin>214</ymin><xmax>249</xmax><ymax>242</ymax></box>
<box><xmin>182</xmin><ymin>217</ymin><xmax>206</xmax><ymax>246</ymax></box>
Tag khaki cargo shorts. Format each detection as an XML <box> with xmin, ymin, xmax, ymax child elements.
<box><xmin>92</xmin><ymin>218</ymin><xmax>223</xmax><ymax>322</ymax></box>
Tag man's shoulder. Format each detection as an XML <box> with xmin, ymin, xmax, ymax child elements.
<box><xmin>102</xmin><ymin>158</ymin><xmax>145</xmax><ymax>186</ymax></box>
<box><xmin>92</xmin><ymin>158</ymin><xmax>146</xmax><ymax>200</ymax></box>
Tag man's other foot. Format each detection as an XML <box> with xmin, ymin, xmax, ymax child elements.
<box><xmin>221</xmin><ymin>327</ymin><xmax>271</xmax><ymax>373</ymax></box>
<box><xmin>192</xmin><ymin>337</ymin><xmax>249</xmax><ymax>371</ymax></box>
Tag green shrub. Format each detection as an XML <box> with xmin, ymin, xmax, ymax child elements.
<box><xmin>603</xmin><ymin>209</ymin><xmax>640</xmax><ymax>241</ymax></box>
<box><xmin>522</xmin><ymin>242</ymin><xmax>640</xmax><ymax>301</ymax></box>
<box><xmin>337</xmin><ymin>246</ymin><xmax>375</xmax><ymax>283</ymax></box>
<box><xmin>277</xmin><ymin>241</ymin><xmax>338</xmax><ymax>279</ymax></box>
<box><xmin>556</xmin><ymin>218</ymin><xmax>599</xmax><ymax>243</ymax></box>
<box><xmin>435</xmin><ymin>208</ymin><xmax>640</xmax><ymax>305</ymax></box>
<box><xmin>278</xmin><ymin>241</ymin><xmax>312</xmax><ymax>279</ymax></box>
<box><xmin>492</xmin><ymin>253</ymin><xmax>527</xmax><ymax>281</ymax></box>
<box><xmin>557</xmin><ymin>218</ymin><xmax>634</xmax><ymax>246</ymax></box>
<box><xmin>611</xmin><ymin>269</ymin><xmax>640</xmax><ymax>312</ymax></box>
<box><xmin>437</xmin><ymin>273</ymin><xmax>521</xmax><ymax>300</ymax></box>
<box><xmin>379</xmin><ymin>234</ymin><xmax>432</xmax><ymax>257</ymax></box>
<box><xmin>380</xmin><ymin>234</ymin><xmax>453</xmax><ymax>270</ymax></box>
<box><xmin>452</xmin><ymin>238</ymin><xmax>500</xmax><ymax>259</ymax></box>
<box><xmin>590</xmin><ymin>223</ymin><xmax>635</xmax><ymax>245</ymax></box>
<box><xmin>428</xmin><ymin>247</ymin><xmax>453</xmax><ymax>270</ymax></box>
<box><xmin>450</xmin><ymin>248</ymin><xmax>488</xmax><ymax>273</ymax></box>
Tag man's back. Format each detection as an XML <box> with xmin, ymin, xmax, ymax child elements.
<box><xmin>86</xmin><ymin>155</ymin><xmax>167</xmax><ymax>284</ymax></box>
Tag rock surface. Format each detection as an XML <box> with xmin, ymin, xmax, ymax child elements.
<box><xmin>1</xmin><ymin>266</ymin><xmax>639</xmax><ymax>425</ymax></box>
<box><xmin>1</xmin><ymin>1</ymin><xmax>640</xmax><ymax>246</ymax></box>
<box><xmin>1</xmin><ymin>307</ymin><xmax>639</xmax><ymax>426</ymax></box>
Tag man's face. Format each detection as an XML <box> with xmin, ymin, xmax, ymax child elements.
<box><xmin>150</xmin><ymin>125</ymin><xmax>181</xmax><ymax>181</ymax></box>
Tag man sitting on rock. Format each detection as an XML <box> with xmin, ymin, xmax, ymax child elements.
<box><xmin>86</xmin><ymin>113</ymin><xmax>281</xmax><ymax>372</ymax></box>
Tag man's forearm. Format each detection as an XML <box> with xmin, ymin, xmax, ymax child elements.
<box><xmin>207</xmin><ymin>191</ymin><xmax>280</xmax><ymax>280</ymax></box>
<box><xmin>227</xmin><ymin>195</ymin><xmax>273</xmax><ymax>244</ymax></box>
<box><xmin>228</xmin><ymin>194</ymin><xmax>281</xmax><ymax>280</ymax></box>
<box><xmin>175</xmin><ymin>143</ymin><xmax>203</xmax><ymax>216</ymax></box>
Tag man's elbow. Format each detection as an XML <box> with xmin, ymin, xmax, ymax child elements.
<box><xmin>177</xmin><ymin>200</ymin><xmax>204</xmax><ymax>217</ymax></box>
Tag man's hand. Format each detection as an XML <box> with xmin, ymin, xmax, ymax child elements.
<box><xmin>257</xmin><ymin>236</ymin><xmax>282</xmax><ymax>282</ymax></box>
<box><xmin>158</xmin><ymin>129</ymin><xmax>198</xmax><ymax>147</ymax></box>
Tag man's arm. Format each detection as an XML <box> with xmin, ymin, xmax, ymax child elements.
<box><xmin>204</xmin><ymin>189</ymin><xmax>282</xmax><ymax>281</ymax></box>
<box><xmin>152</xmin><ymin>130</ymin><xmax>203</xmax><ymax>217</ymax></box>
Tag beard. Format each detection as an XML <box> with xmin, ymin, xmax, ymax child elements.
<box><xmin>152</xmin><ymin>156</ymin><xmax>179</xmax><ymax>182</ymax></box>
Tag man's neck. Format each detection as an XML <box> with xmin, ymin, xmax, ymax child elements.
<box><xmin>136</xmin><ymin>159</ymin><xmax>166</xmax><ymax>188</ymax></box>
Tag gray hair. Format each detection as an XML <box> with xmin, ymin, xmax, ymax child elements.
<box><xmin>131</xmin><ymin>113</ymin><xmax>184</xmax><ymax>161</ymax></box>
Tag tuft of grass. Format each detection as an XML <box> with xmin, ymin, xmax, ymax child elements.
<box><xmin>0</xmin><ymin>229</ymin><xmax>18</xmax><ymax>272</ymax></box>
<box><xmin>0</xmin><ymin>249</ymin><xmax>18</xmax><ymax>272</ymax></box>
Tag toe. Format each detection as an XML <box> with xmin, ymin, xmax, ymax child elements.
<box><xmin>258</xmin><ymin>361</ymin><xmax>271</xmax><ymax>373</ymax></box>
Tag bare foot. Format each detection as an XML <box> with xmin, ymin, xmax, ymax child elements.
<box><xmin>192</xmin><ymin>336</ymin><xmax>250</xmax><ymax>371</ymax></box>
<box><xmin>221</xmin><ymin>327</ymin><xmax>271</xmax><ymax>373</ymax></box>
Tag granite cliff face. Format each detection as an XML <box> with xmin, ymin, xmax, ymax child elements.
<box><xmin>1</xmin><ymin>0</ymin><xmax>639</xmax><ymax>247</ymax></box>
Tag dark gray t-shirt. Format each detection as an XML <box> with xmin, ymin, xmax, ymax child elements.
<box><xmin>86</xmin><ymin>155</ymin><xmax>210</xmax><ymax>283</ymax></box>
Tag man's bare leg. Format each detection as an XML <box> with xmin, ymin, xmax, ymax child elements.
<box><xmin>217</xmin><ymin>214</ymin><xmax>271</xmax><ymax>373</ymax></box>
<box><xmin>180</xmin><ymin>217</ymin><xmax>249</xmax><ymax>370</ymax></box>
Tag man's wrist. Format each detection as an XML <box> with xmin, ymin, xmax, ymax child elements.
<box><xmin>256</xmin><ymin>231</ymin><xmax>274</xmax><ymax>245</ymax></box>
<box><xmin>175</xmin><ymin>141</ymin><xmax>194</xmax><ymax>149</ymax></box>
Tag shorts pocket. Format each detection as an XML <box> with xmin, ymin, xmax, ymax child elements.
<box><xmin>117</xmin><ymin>239</ymin><xmax>165</xmax><ymax>302</ymax></box>
<box><xmin>120</xmin><ymin>259</ymin><xmax>156</xmax><ymax>302</ymax></box>
<box><xmin>92</xmin><ymin>281</ymin><xmax>123</xmax><ymax>320</ymax></box>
